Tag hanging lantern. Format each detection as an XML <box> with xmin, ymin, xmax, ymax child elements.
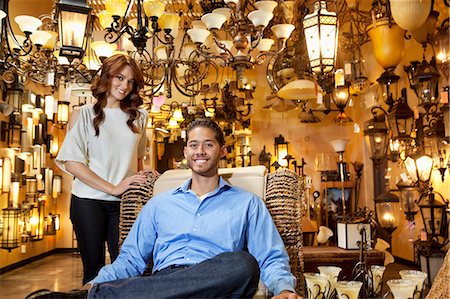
<box><xmin>364</xmin><ymin>114</ymin><xmax>389</xmax><ymax>160</ymax></box>
<box><xmin>396</xmin><ymin>182</ymin><xmax>420</xmax><ymax>221</ymax></box>
<box><xmin>387</xmin><ymin>89</ymin><xmax>414</xmax><ymax>141</ymax></box>
<box><xmin>303</xmin><ymin>0</ymin><xmax>338</xmax><ymax>74</ymax></box>
<box><xmin>417</xmin><ymin>189</ymin><xmax>448</xmax><ymax>242</ymax></box>
<box><xmin>374</xmin><ymin>191</ymin><xmax>401</xmax><ymax>236</ymax></box>
<box><xmin>56</xmin><ymin>0</ymin><xmax>91</xmax><ymax>61</ymax></box>
<box><xmin>405</xmin><ymin>58</ymin><xmax>441</xmax><ymax>108</ymax></box>
<box><xmin>377</xmin><ymin>71</ymin><xmax>400</xmax><ymax>109</ymax></box>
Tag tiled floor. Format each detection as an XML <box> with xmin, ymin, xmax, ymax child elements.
<box><xmin>0</xmin><ymin>252</ymin><xmax>419</xmax><ymax>299</ymax></box>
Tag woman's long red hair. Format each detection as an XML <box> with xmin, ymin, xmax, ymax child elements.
<box><xmin>91</xmin><ymin>54</ymin><xmax>145</xmax><ymax>136</ymax></box>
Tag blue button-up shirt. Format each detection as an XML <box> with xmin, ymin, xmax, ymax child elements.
<box><xmin>91</xmin><ymin>177</ymin><xmax>296</xmax><ymax>295</ymax></box>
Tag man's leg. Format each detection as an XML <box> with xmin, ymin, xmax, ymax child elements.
<box><xmin>89</xmin><ymin>251</ymin><xmax>260</xmax><ymax>299</ymax></box>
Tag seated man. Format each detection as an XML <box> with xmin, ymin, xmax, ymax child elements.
<box><xmin>29</xmin><ymin>118</ymin><xmax>302</xmax><ymax>299</ymax></box>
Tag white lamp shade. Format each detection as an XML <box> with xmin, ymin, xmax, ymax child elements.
<box><xmin>224</xmin><ymin>0</ymin><xmax>239</xmax><ymax>5</ymax></box>
<box><xmin>271</xmin><ymin>24</ymin><xmax>295</xmax><ymax>39</ymax></box>
<box><xmin>317</xmin><ymin>226</ymin><xmax>334</xmax><ymax>243</ymax></box>
<box><xmin>277</xmin><ymin>79</ymin><xmax>323</xmax><ymax>100</ymax></box>
<box><xmin>390</xmin><ymin>0</ymin><xmax>431</xmax><ymax>31</ymax></box>
<box><xmin>0</xmin><ymin>10</ymin><xmax>6</xmax><ymax>20</ymax></box>
<box><xmin>330</xmin><ymin>139</ymin><xmax>349</xmax><ymax>153</ymax></box>
<box><xmin>255</xmin><ymin>1</ymin><xmax>278</xmax><ymax>13</ymax></box>
<box><xmin>247</xmin><ymin>10</ymin><xmax>273</xmax><ymax>28</ymax></box>
<box><xmin>91</xmin><ymin>41</ymin><xmax>117</xmax><ymax>58</ymax></box>
<box><xmin>201</xmin><ymin>13</ymin><xmax>227</xmax><ymax>30</ymax></box>
<box><xmin>30</xmin><ymin>30</ymin><xmax>52</xmax><ymax>47</ymax></box>
<box><xmin>14</xmin><ymin>15</ymin><xmax>42</xmax><ymax>34</ymax></box>
<box><xmin>155</xmin><ymin>45</ymin><xmax>167</xmax><ymax>60</ymax></box>
<box><xmin>257</xmin><ymin>38</ymin><xmax>274</xmax><ymax>52</ymax></box>
<box><xmin>212</xmin><ymin>8</ymin><xmax>231</xmax><ymax>21</ymax></box>
<box><xmin>215</xmin><ymin>40</ymin><xmax>233</xmax><ymax>54</ymax></box>
<box><xmin>42</xmin><ymin>30</ymin><xmax>58</xmax><ymax>50</ymax></box>
<box><xmin>187</xmin><ymin>28</ymin><xmax>210</xmax><ymax>44</ymax></box>
<box><xmin>158</xmin><ymin>13</ymin><xmax>180</xmax><ymax>33</ymax></box>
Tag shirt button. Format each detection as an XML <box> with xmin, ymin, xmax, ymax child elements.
<box><xmin>193</xmin><ymin>228</ymin><xmax>197</xmax><ymax>232</ymax></box>
<box><xmin>196</xmin><ymin>213</ymin><xmax>201</xmax><ymax>216</ymax></box>
<box><xmin>186</xmin><ymin>257</ymin><xmax>190</xmax><ymax>261</ymax></box>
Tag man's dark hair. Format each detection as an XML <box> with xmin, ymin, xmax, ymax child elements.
<box><xmin>186</xmin><ymin>118</ymin><xmax>225</xmax><ymax>146</ymax></box>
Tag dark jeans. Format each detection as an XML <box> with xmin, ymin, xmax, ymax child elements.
<box><xmin>70</xmin><ymin>195</ymin><xmax>120</xmax><ymax>284</ymax></box>
<box><xmin>88</xmin><ymin>251</ymin><xmax>260</xmax><ymax>299</ymax></box>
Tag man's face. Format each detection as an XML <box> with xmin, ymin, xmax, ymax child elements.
<box><xmin>184</xmin><ymin>127</ymin><xmax>226</xmax><ymax>177</ymax></box>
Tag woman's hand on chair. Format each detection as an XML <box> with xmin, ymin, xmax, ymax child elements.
<box><xmin>110</xmin><ymin>173</ymin><xmax>148</xmax><ymax>196</ymax></box>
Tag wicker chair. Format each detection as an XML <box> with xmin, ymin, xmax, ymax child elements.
<box><xmin>119</xmin><ymin>166</ymin><xmax>305</xmax><ymax>297</ymax></box>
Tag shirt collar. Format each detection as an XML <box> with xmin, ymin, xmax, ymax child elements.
<box><xmin>173</xmin><ymin>176</ymin><xmax>237</xmax><ymax>196</ymax></box>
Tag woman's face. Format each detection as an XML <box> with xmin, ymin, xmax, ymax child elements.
<box><xmin>108</xmin><ymin>65</ymin><xmax>135</xmax><ymax>104</ymax></box>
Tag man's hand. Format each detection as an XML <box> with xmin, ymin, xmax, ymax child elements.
<box><xmin>272</xmin><ymin>290</ymin><xmax>303</xmax><ymax>299</ymax></box>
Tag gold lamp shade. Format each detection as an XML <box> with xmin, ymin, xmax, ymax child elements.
<box><xmin>367</xmin><ymin>19</ymin><xmax>405</xmax><ymax>71</ymax></box>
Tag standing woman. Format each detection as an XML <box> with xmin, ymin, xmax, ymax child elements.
<box><xmin>56</xmin><ymin>54</ymin><xmax>150</xmax><ymax>284</ymax></box>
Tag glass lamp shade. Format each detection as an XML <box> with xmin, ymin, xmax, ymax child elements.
<box><xmin>335</xmin><ymin>281</ymin><xmax>363</xmax><ymax>299</ymax></box>
<box><xmin>247</xmin><ymin>10</ymin><xmax>273</xmax><ymax>28</ymax></box>
<box><xmin>57</xmin><ymin>101</ymin><xmax>70</xmax><ymax>125</ymax></box>
<box><xmin>42</xmin><ymin>30</ymin><xmax>59</xmax><ymax>50</ymax></box>
<box><xmin>277</xmin><ymin>79</ymin><xmax>323</xmax><ymax>100</ymax></box>
<box><xmin>201</xmin><ymin>13</ymin><xmax>227</xmax><ymax>30</ymax></box>
<box><xmin>172</xmin><ymin>108</ymin><xmax>184</xmax><ymax>122</ymax></box>
<box><xmin>0</xmin><ymin>9</ymin><xmax>5</xmax><ymax>20</ymax></box>
<box><xmin>304</xmin><ymin>273</ymin><xmax>330</xmax><ymax>299</ymax></box>
<box><xmin>387</xmin><ymin>94</ymin><xmax>414</xmax><ymax>141</ymax></box>
<box><xmin>271</xmin><ymin>24</ymin><xmax>295</xmax><ymax>40</ymax></box>
<box><xmin>399</xmin><ymin>270</ymin><xmax>427</xmax><ymax>299</ymax></box>
<box><xmin>418</xmin><ymin>191</ymin><xmax>448</xmax><ymax>239</ymax></box>
<box><xmin>212</xmin><ymin>8</ymin><xmax>231</xmax><ymax>21</ymax></box>
<box><xmin>257</xmin><ymin>38</ymin><xmax>274</xmax><ymax>52</ymax></box>
<box><xmin>1</xmin><ymin>208</ymin><xmax>20</xmax><ymax>251</ymax></box>
<box><xmin>411</xmin><ymin>11</ymin><xmax>439</xmax><ymax>45</ymax></box>
<box><xmin>57</xmin><ymin>0</ymin><xmax>91</xmax><ymax>60</ymax></box>
<box><xmin>104</xmin><ymin>0</ymin><xmax>127</xmax><ymax>17</ymax></box>
<box><xmin>371</xmin><ymin>265</ymin><xmax>386</xmax><ymax>295</ymax></box>
<box><xmin>404</xmin><ymin>154</ymin><xmax>434</xmax><ymax>184</ymax></box>
<box><xmin>387</xmin><ymin>279</ymin><xmax>416</xmax><ymax>299</ymax></box>
<box><xmin>375</xmin><ymin>192</ymin><xmax>401</xmax><ymax>232</ymax></box>
<box><xmin>255</xmin><ymin>1</ymin><xmax>278</xmax><ymax>13</ymax></box>
<box><xmin>274</xmin><ymin>134</ymin><xmax>289</xmax><ymax>167</ymax></box>
<box><xmin>167</xmin><ymin>117</ymin><xmax>179</xmax><ymax>129</ymax></box>
<box><xmin>14</xmin><ymin>15</ymin><xmax>42</xmax><ymax>35</ymax></box>
<box><xmin>98</xmin><ymin>10</ymin><xmax>113</xmax><ymax>29</ymax></box>
<box><xmin>91</xmin><ymin>41</ymin><xmax>117</xmax><ymax>59</ymax></box>
<box><xmin>30</xmin><ymin>30</ymin><xmax>52</xmax><ymax>47</ymax></box>
<box><xmin>143</xmin><ymin>0</ymin><xmax>166</xmax><ymax>18</ymax></box>
<box><xmin>303</xmin><ymin>0</ymin><xmax>338</xmax><ymax>74</ymax></box>
<box><xmin>187</xmin><ymin>28</ymin><xmax>210</xmax><ymax>44</ymax></box>
<box><xmin>158</xmin><ymin>13</ymin><xmax>180</xmax><ymax>33</ymax></box>
<box><xmin>390</xmin><ymin>0</ymin><xmax>431</xmax><ymax>31</ymax></box>
<box><xmin>367</xmin><ymin>18</ymin><xmax>405</xmax><ymax>70</ymax></box>
<box><xmin>333</xmin><ymin>85</ymin><xmax>350</xmax><ymax>111</ymax></box>
<box><xmin>7</xmin><ymin>86</ymin><xmax>23</xmax><ymax>112</ymax></box>
<box><xmin>330</xmin><ymin>139</ymin><xmax>349</xmax><ymax>153</ymax></box>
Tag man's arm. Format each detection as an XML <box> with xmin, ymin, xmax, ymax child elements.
<box><xmin>89</xmin><ymin>202</ymin><xmax>157</xmax><ymax>284</ymax></box>
<box><xmin>245</xmin><ymin>196</ymin><xmax>298</xmax><ymax>296</ymax></box>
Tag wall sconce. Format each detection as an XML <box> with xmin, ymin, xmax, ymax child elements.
<box><xmin>56</xmin><ymin>0</ymin><xmax>91</xmax><ymax>61</ymax></box>
<box><xmin>7</xmin><ymin>83</ymin><xmax>24</xmax><ymax>112</ymax></box>
<box><xmin>1</xmin><ymin>113</ymin><xmax>22</xmax><ymax>148</ymax></box>
<box><xmin>274</xmin><ymin>134</ymin><xmax>289</xmax><ymax>167</ymax></box>
<box><xmin>50</xmin><ymin>136</ymin><xmax>59</xmax><ymax>157</ymax></box>
<box><xmin>45</xmin><ymin>213</ymin><xmax>60</xmax><ymax>235</ymax></box>
<box><xmin>44</xmin><ymin>95</ymin><xmax>55</xmax><ymax>120</ymax></box>
<box><xmin>417</xmin><ymin>189</ymin><xmax>448</xmax><ymax>244</ymax></box>
<box><xmin>56</xmin><ymin>101</ymin><xmax>70</xmax><ymax>126</ymax></box>
<box><xmin>25</xmin><ymin>176</ymin><xmax>38</xmax><ymax>201</ymax></box>
<box><xmin>376</xmin><ymin>71</ymin><xmax>400</xmax><ymax>109</ymax></box>
<box><xmin>1</xmin><ymin>207</ymin><xmax>20</xmax><ymax>251</ymax></box>
<box><xmin>10</xmin><ymin>173</ymin><xmax>20</xmax><ymax>208</ymax></box>
<box><xmin>364</xmin><ymin>113</ymin><xmax>389</xmax><ymax>161</ymax></box>
<box><xmin>2</xmin><ymin>157</ymin><xmax>11</xmax><ymax>192</ymax></box>
<box><xmin>30</xmin><ymin>201</ymin><xmax>44</xmax><ymax>241</ymax></box>
<box><xmin>303</xmin><ymin>0</ymin><xmax>338</xmax><ymax>75</ymax></box>
<box><xmin>44</xmin><ymin>168</ymin><xmax>54</xmax><ymax>196</ymax></box>
<box><xmin>52</xmin><ymin>175</ymin><xmax>62</xmax><ymax>199</ymax></box>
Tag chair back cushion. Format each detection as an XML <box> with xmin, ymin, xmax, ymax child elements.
<box><xmin>154</xmin><ymin>165</ymin><xmax>267</xmax><ymax>200</ymax></box>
